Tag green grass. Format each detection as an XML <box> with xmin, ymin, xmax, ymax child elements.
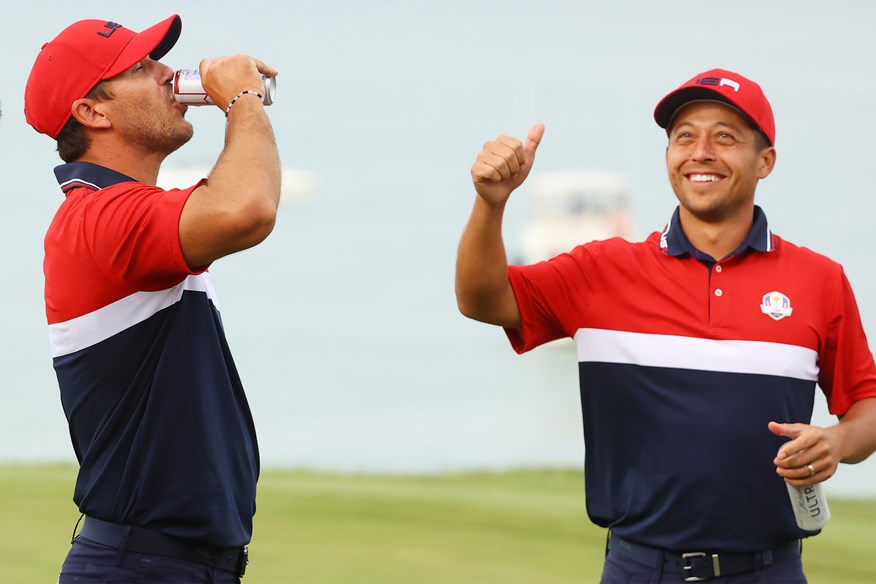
<box><xmin>1</xmin><ymin>464</ymin><xmax>874</xmax><ymax>583</ymax></box>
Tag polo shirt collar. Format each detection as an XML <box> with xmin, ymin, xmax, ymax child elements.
<box><xmin>659</xmin><ymin>205</ymin><xmax>774</xmax><ymax>260</ymax></box>
<box><xmin>54</xmin><ymin>161</ymin><xmax>136</xmax><ymax>195</ymax></box>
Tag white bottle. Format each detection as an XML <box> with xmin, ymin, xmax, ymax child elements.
<box><xmin>786</xmin><ymin>482</ymin><xmax>830</xmax><ymax>531</ymax></box>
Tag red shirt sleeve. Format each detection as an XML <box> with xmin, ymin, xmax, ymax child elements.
<box><xmin>818</xmin><ymin>268</ymin><xmax>876</xmax><ymax>415</ymax></box>
<box><xmin>45</xmin><ymin>181</ymin><xmax>203</xmax><ymax>323</ymax></box>
<box><xmin>80</xmin><ymin>182</ymin><xmax>201</xmax><ymax>289</ymax></box>
<box><xmin>504</xmin><ymin>246</ymin><xmax>600</xmax><ymax>353</ymax></box>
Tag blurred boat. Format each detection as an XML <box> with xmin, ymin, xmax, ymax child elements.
<box><xmin>519</xmin><ymin>170</ymin><xmax>632</xmax><ymax>265</ymax></box>
<box><xmin>157</xmin><ymin>166</ymin><xmax>316</xmax><ymax>205</ymax></box>
<box><xmin>517</xmin><ymin>170</ymin><xmax>632</xmax><ymax>350</ymax></box>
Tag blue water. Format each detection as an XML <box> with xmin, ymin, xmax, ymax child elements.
<box><xmin>2</xmin><ymin>0</ymin><xmax>876</xmax><ymax>497</ymax></box>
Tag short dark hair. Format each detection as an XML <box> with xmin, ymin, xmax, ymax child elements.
<box><xmin>56</xmin><ymin>82</ymin><xmax>112</xmax><ymax>162</ymax></box>
<box><xmin>753</xmin><ymin>129</ymin><xmax>771</xmax><ymax>152</ymax></box>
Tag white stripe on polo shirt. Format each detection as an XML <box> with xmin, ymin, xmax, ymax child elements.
<box><xmin>48</xmin><ymin>273</ymin><xmax>219</xmax><ymax>358</ymax></box>
<box><xmin>574</xmin><ymin>328</ymin><xmax>818</xmax><ymax>381</ymax></box>
<box><xmin>58</xmin><ymin>178</ymin><xmax>101</xmax><ymax>191</ymax></box>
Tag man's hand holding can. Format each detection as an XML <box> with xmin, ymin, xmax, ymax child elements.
<box><xmin>173</xmin><ymin>55</ymin><xmax>277</xmax><ymax>108</ymax></box>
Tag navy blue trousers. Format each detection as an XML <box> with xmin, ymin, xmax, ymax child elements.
<box><xmin>59</xmin><ymin>537</ymin><xmax>242</xmax><ymax>583</ymax></box>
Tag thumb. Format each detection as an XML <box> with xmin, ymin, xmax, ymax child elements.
<box><xmin>768</xmin><ymin>421</ymin><xmax>804</xmax><ymax>439</ymax></box>
<box><xmin>524</xmin><ymin>122</ymin><xmax>545</xmax><ymax>162</ymax></box>
<box><xmin>770</xmin><ymin>421</ymin><xmax>811</xmax><ymax>461</ymax></box>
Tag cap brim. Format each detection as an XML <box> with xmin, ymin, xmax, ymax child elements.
<box><xmin>104</xmin><ymin>14</ymin><xmax>181</xmax><ymax>80</ymax></box>
<box><xmin>654</xmin><ymin>86</ymin><xmax>740</xmax><ymax>129</ymax></box>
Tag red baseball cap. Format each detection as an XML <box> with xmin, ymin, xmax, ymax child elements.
<box><xmin>25</xmin><ymin>15</ymin><xmax>182</xmax><ymax>139</ymax></box>
<box><xmin>654</xmin><ymin>68</ymin><xmax>775</xmax><ymax>146</ymax></box>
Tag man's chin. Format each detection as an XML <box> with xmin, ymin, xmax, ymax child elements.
<box><xmin>164</xmin><ymin>127</ymin><xmax>195</xmax><ymax>156</ymax></box>
<box><xmin>677</xmin><ymin>197</ymin><xmax>727</xmax><ymax>223</ymax></box>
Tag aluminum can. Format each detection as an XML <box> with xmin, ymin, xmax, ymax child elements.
<box><xmin>172</xmin><ymin>69</ymin><xmax>275</xmax><ymax>106</ymax></box>
<box><xmin>785</xmin><ymin>482</ymin><xmax>830</xmax><ymax>531</ymax></box>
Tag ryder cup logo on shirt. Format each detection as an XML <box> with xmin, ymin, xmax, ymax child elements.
<box><xmin>760</xmin><ymin>291</ymin><xmax>793</xmax><ymax>321</ymax></box>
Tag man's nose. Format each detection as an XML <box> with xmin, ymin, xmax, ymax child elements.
<box><xmin>691</xmin><ymin>137</ymin><xmax>716</xmax><ymax>161</ymax></box>
<box><xmin>151</xmin><ymin>60</ymin><xmax>175</xmax><ymax>85</ymax></box>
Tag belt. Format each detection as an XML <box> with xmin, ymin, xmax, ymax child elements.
<box><xmin>77</xmin><ymin>516</ymin><xmax>248</xmax><ymax>578</ymax></box>
<box><xmin>608</xmin><ymin>533</ymin><xmax>801</xmax><ymax>582</ymax></box>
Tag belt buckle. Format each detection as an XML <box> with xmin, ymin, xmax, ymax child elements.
<box><xmin>681</xmin><ymin>551</ymin><xmax>713</xmax><ymax>582</ymax></box>
<box><xmin>237</xmin><ymin>545</ymin><xmax>249</xmax><ymax>578</ymax></box>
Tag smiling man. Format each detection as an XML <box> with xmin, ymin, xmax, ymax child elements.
<box><xmin>25</xmin><ymin>15</ymin><xmax>280</xmax><ymax>583</ymax></box>
<box><xmin>455</xmin><ymin>68</ymin><xmax>876</xmax><ymax>582</ymax></box>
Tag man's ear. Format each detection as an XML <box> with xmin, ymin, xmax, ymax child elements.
<box><xmin>757</xmin><ymin>146</ymin><xmax>777</xmax><ymax>180</ymax></box>
<box><xmin>70</xmin><ymin>98</ymin><xmax>112</xmax><ymax>130</ymax></box>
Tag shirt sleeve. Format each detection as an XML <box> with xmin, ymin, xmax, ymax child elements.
<box><xmin>504</xmin><ymin>245</ymin><xmax>599</xmax><ymax>353</ymax></box>
<box><xmin>81</xmin><ymin>182</ymin><xmax>203</xmax><ymax>290</ymax></box>
<box><xmin>818</xmin><ymin>267</ymin><xmax>876</xmax><ymax>415</ymax></box>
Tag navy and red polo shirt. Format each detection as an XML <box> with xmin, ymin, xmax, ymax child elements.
<box><xmin>45</xmin><ymin>161</ymin><xmax>259</xmax><ymax>548</ymax></box>
<box><xmin>506</xmin><ymin>206</ymin><xmax>876</xmax><ymax>551</ymax></box>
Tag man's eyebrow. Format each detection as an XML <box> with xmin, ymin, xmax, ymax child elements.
<box><xmin>672</xmin><ymin>120</ymin><xmax>745</xmax><ymax>133</ymax></box>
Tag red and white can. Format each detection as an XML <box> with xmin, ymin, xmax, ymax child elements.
<box><xmin>172</xmin><ymin>69</ymin><xmax>276</xmax><ymax>106</ymax></box>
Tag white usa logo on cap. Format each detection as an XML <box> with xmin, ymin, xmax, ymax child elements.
<box><xmin>760</xmin><ymin>291</ymin><xmax>793</xmax><ymax>321</ymax></box>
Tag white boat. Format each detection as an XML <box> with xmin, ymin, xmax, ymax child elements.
<box><xmin>519</xmin><ymin>169</ymin><xmax>632</xmax><ymax>265</ymax></box>
<box><xmin>157</xmin><ymin>166</ymin><xmax>316</xmax><ymax>205</ymax></box>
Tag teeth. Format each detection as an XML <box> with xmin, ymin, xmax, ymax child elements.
<box><xmin>689</xmin><ymin>174</ymin><xmax>721</xmax><ymax>183</ymax></box>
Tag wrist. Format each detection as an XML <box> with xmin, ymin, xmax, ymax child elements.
<box><xmin>225</xmin><ymin>89</ymin><xmax>264</xmax><ymax>116</ymax></box>
<box><xmin>471</xmin><ymin>196</ymin><xmax>509</xmax><ymax>227</ymax></box>
<box><xmin>474</xmin><ymin>192</ymin><xmax>509</xmax><ymax>213</ymax></box>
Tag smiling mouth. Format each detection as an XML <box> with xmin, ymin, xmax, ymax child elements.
<box><xmin>687</xmin><ymin>173</ymin><xmax>724</xmax><ymax>183</ymax></box>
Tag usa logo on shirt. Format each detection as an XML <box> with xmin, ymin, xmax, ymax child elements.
<box><xmin>760</xmin><ymin>291</ymin><xmax>793</xmax><ymax>321</ymax></box>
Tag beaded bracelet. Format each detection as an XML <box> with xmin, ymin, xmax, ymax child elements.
<box><xmin>225</xmin><ymin>90</ymin><xmax>265</xmax><ymax>116</ymax></box>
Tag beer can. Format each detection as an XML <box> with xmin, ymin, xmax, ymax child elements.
<box><xmin>786</xmin><ymin>482</ymin><xmax>830</xmax><ymax>531</ymax></box>
<box><xmin>172</xmin><ymin>69</ymin><xmax>275</xmax><ymax>106</ymax></box>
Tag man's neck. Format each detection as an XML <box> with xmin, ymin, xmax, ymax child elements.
<box><xmin>77</xmin><ymin>148</ymin><xmax>165</xmax><ymax>186</ymax></box>
<box><xmin>678</xmin><ymin>207</ymin><xmax>754</xmax><ymax>261</ymax></box>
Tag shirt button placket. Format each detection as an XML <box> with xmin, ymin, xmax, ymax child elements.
<box><xmin>710</xmin><ymin>263</ymin><xmax>728</xmax><ymax>328</ymax></box>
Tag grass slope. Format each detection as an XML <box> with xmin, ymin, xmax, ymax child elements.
<box><xmin>1</xmin><ymin>465</ymin><xmax>873</xmax><ymax>583</ymax></box>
